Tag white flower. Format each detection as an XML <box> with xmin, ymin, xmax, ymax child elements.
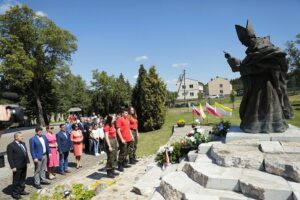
<box><xmin>196</xmin><ymin>128</ymin><xmax>204</xmax><ymax>134</ymax></box>
<box><xmin>168</xmin><ymin>146</ymin><xmax>174</xmax><ymax>153</ymax></box>
<box><xmin>189</xmin><ymin>136</ymin><xmax>196</xmax><ymax>142</ymax></box>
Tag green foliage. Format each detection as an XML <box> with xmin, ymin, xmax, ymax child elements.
<box><xmin>212</xmin><ymin>119</ymin><xmax>231</xmax><ymax>137</ymax></box>
<box><xmin>132</xmin><ymin>65</ymin><xmax>167</xmax><ymax>131</ymax></box>
<box><xmin>91</xmin><ymin>70</ymin><xmax>131</xmax><ymax>115</ymax></box>
<box><xmin>230</xmin><ymin>78</ymin><xmax>243</xmax><ymax>91</ymax></box>
<box><xmin>0</xmin><ymin>5</ymin><xmax>77</xmax><ymax>125</ymax></box>
<box><xmin>165</xmin><ymin>90</ymin><xmax>177</xmax><ymax>107</ymax></box>
<box><xmin>286</xmin><ymin>34</ymin><xmax>300</xmax><ymax>87</ymax></box>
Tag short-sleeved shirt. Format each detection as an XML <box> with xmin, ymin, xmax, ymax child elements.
<box><xmin>104</xmin><ymin>124</ymin><xmax>116</xmax><ymax>138</ymax></box>
<box><xmin>129</xmin><ymin>116</ymin><xmax>138</xmax><ymax>130</ymax></box>
<box><xmin>116</xmin><ymin>117</ymin><xmax>132</xmax><ymax>142</ymax></box>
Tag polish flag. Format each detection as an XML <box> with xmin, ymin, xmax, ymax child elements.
<box><xmin>205</xmin><ymin>103</ymin><xmax>222</xmax><ymax>117</ymax></box>
<box><xmin>192</xmin><ymin>105</ymin><xmax>201</xmax><ymax>116</ymax></box>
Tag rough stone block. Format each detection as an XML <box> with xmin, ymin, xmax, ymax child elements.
<box><xmin>210</xmin><ymin>143</ymin><xmax>264</xmax><ymax>170</ymax></box>
<box><xmin>264</xmin><ymin>154</ymin><xmax>300</xmax><ymax>183</ymax></box>
<box><xmin>150</xmin><ymin>191</ymin><xmax>165</xmax><ymax>200</ymax></box>
<box><xmin>239</xmin><ymin>168</ymin><xmax>292</xmax><ymax>200</ymax></box>
<box><xmin>288</xmin><ymin>181</ymin><xmax>300</xmax><ymax>200</ymax></box>
<box><xmin>259</xmin><ymin>141</ymin><xmax>284</xmax><ymax>153</ymax></box>
<box><xmin>225</xmin><ymin>126</ymin><xmax>270</xmax><ymax>143</ymax></box>
<box><xmin>182</xmin><ymin>162</ymin><xmax>241</xmax><ymax>192</ymax></box>
<box><xmin>195</xmin><ymin>154</ymin><xmax>213</xmax><ymax>163</ymax></box>
<box><xmin>187</xmin><ymin>150</ymin><xmax>198</xmax><ymax>162</ymax></box>
<box><xmin>198</xmin><ymin>141</ymin><xmax>222</xmax><ymax>154</ymax></box>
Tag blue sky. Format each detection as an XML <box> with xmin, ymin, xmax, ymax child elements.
<box><xmin>1</xmin><ymin>0</ymin><xmax>300</xmax><ymax>91</ymax></box>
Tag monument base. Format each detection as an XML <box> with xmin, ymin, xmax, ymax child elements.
<box><xmin>226</xmin><ymin>124</ymin><xmax>300</xmax><ymax>143</ymax></box>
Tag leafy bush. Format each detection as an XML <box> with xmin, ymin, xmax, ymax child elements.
<box><xmin>212</xmin><ymin>119</ymin><xmax>231</xmax><ymax>137</ymax></box>
<box><xmin>155</xmin><ymin>127</ymin><xmax>211</xmax><ymax>166</ymax></box>
<box><xmin>177</xmin><ymin>119</ymin><xmax>186</xmax><ymax>127</ymax></box>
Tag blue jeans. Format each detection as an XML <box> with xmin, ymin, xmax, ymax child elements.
<box><xmin>59</xmin><ymin>151</ymin><xmax>69</xmax><ymax>172</ymax></box>
<box><xmin>93</xmin><ymin>139</ymin><xmax>99</xmax><ymax>155</ymax></box>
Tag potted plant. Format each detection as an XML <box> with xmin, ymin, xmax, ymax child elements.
<box><xmin>177</xmin><ymin>119</ymin><xmax>186</xmax><ymax>127</ymax></box>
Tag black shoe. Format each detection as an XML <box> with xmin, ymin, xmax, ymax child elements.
<box><xmin>34</xmin><ymin>184</ymin><xmax>42</xmax><ymax>189</ymax></box>
<box><xmin>133</xmin><ymin>158</ymin><xmax>139</xmax><ymax>163</ymax></box>
<box><xmin>123</xmin><ymin>163</ymin><xmax>131</xmax><ymax>168</ymax></box>
<box><xmin>129</xmin><ymin>159</ymin><xmax>136</xmax><ymax>165</ymax></box>
<box><xmin>11</xmin><ymin>194</ymin><xmax>21</xmax><ymax>199</ymax></box>
<box><xmin>117</xmin><ymin>163</ymin><xmax>124</xmax><ymax>172</ymax></box>
<box><xmin>106</xmin><ymin>170</ymin><xmax>115</xmax><ymax>178</ymax></box>
<box><xmin>20</xmin><ymin>191</ymin><xmax>29</xmax><ymax>195</ymax></box>
<box><xmin>40</xmin><ymin>181</ymin><xmax>50</xmax><ymax>185</ymax></box>
<box><xmin>112</xmin><ymin>169</ymin><xmax>119</xmax><ymax>176</ymax></box>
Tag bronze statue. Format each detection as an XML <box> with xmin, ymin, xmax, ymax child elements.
<box><xmin>225</xmin><ymin>20</ymin><xmax>293</xmax><ymax>133</ymax></box>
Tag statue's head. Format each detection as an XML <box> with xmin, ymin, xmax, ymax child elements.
<box><xmin>235</xmin><ymin>20</ymin><xmax>256</xmax><ymax>47</ymax></box>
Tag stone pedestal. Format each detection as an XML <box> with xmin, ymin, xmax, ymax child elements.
<box><xmin>226</xmin><ymin>124</ymin><xmax>300</xmax><ymax>143</ymax></box>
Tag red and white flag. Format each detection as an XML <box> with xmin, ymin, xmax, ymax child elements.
<box><xmin>192</xmin><ymin>105</ymin><xmax>201</xmax><ymax>116</ymax></box>
<box><xmin>205</xmin><ymin>102</ymin><xmax>222</xmax><ymax>117</ymax></box>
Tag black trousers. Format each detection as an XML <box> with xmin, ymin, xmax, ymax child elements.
<box><xmin>12</xmin><ymin>166</ymin><xmax>27</xmax><ymax>195</ymax></box>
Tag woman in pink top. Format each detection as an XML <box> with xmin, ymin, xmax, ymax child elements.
<box><xmin>45</xmin><ymin>125</ymin><xmax>59</xmax><ymax>180</ymax></box>
<box><xmin>70</xmin><ymin>123</ymin><xmax>83</xmax><ymax>169</ymax></box>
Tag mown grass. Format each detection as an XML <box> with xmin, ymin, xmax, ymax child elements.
<box><xmin>137</xmin><ymin>94</ymin><xmax>300</xmax><ymax>156</ymax></box>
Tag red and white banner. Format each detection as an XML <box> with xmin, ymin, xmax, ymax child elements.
<box><xmin>205</xmin><ymin>102</ymin><xmax>222</xmax><ymax>117</ymax></box>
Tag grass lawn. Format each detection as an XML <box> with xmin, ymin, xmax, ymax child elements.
<box><xmin>137</xmin><ymin>94</ymin><xmax>300</xmax><ymax>157</ymax></box>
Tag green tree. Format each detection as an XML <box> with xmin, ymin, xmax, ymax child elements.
<box><xmin>286</xmin><ymin>34</ymin><xmax>300</xmax><ymax>87</ymax></box>
<box><xmin>0</xmin><ymin>5</ymin><xmax>77</xmax><ymax>125</ymax></box>
<box><xmin>230</xmin><ymin>78</ymin><xmax>243</xmax><ymax>91</ymax></box>
<box><xmin>166</xmin><ymin>90</ymin><xmax>177</xmax><ymax>108</ymax></box>
<box><xmin>132</xmin><ymin>65</ymin><xmax>167</xmax><ymax>131</ymax></box>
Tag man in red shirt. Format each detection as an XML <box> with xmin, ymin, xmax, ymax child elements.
<box><xmin>116</xmin><ymin>108</ymin><xmax>134</xmax><ymax>172</ymax></box>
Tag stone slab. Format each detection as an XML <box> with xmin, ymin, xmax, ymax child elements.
<box><xmin>198</xmin><ymin>141</ymin><xmax>222</xmax><ymax>154</ymax></box>
<box><xmin>288</xmin><ymin>181</ymin><xmax>300</xmax><ymax>200</ymax></box>
<box><xmin>226</xmin><ymin>125</ymin><xmax>300</xmax><ymax>143</ymax></box>
<box><xmin>182</xmin><ymin>162</ymin><xmax>241</xmax><ymax>192</ymax></box>
<box><xmin>160</xmin><ymin>171</ymin><xmax>250</xmax><ymax>200</ymax></box>
<box><xmin>132</xmin><ymin>165</ymin><xmax>162</xmax><ymax>196</ymax></box>
<box><xmin>187</xmin><ymin>150</ymin><xmax>198</xmax><ymax>162</ymax></box>
<box><xmin>259</xmin><ymin>141</ymin><xmax>284</xmax><ymax>153</ymax></box>
<box><xmin>195</xmin><ymin>154</ymin><xmax>213</xmax><ymax>163</ymax></box>
<box><xmin>150</xmin><ymin>191</ymin><xmax>165</xmax><ymax>200</ymax></box>
<box><xmin>281</xmin><ymin>142</ymin><xmax>300</xmax><ymax>154</ymax></box>
<box><xmin>264</xmin><ymin>154</ymin><xmax>300</xmax><ymax>183</ymax></box>
<box><xmin>210</xmin><ymin>143</ymin><xmax>264</xmax><ymax>170</ymax></box>
<box><xmin>239</xmin><ymin>168</ymin><xmax>292</xmax><ymax>200</ymax></box>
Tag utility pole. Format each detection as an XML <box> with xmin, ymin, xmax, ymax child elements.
<box><xmin>183</xmin><ymin>69</ymin><xmax>186</xmax><ymax>107</ymax></box>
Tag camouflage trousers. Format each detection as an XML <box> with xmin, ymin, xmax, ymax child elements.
<box><xmin>105</xmin><ymin>137</ymin><xmax>118</xmax><ymax>170</ymax></box>
<box><xmin>118</xmin><ymin>139</ymin><xmax>134</xmax><ymax>164</ymax></box>
<box><xmin>129</xmin><ymin>129</ymin><xmax>138</xmax><ymax>159</ymax></box>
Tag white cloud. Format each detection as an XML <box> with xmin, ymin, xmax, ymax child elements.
<box><xmin>0</xmin><ymin>0</ymin><xmax>20</xmax><ymax>14</ymax></box>
<box><xmin>135</xmin><ymin>55</ymin><xmax>148</xmax><ymax>62</ymax></box>
<box><xmin>134</xmin><ymin>75</ymin><xmax>138</xmax><ymax>79</ymax></box>
<box><xmin>172</xmin><ymin>63</ymin><xmax>189</xmax><ymax>68</ymax></box>
<box><xmin>35</xmin><ymin>10</ymin><xmax>47</xmax><ymax>17</ymax></box>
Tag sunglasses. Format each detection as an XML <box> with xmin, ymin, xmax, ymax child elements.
<box><xmin>50</xmin><ymin>127</ymin><xmax>54</xmax><ymax>129</ymax></box>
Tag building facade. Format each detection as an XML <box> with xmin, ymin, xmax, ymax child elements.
<box><xmin>176</xmin><ymin>78</ymin><xmax>204</xmax><ymax>100</ymax></box>
<box><xmin>208</xmin><ymin>76</ymin><xmax>232</xmax><ymax>96</ymax></box>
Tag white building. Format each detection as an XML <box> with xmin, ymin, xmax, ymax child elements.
<box><xmin>176</xmin><ymin>78</ymin><xmax>204</xmax><ymax>100</ymax></box>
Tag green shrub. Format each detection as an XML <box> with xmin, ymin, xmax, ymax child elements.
<box><xmin>212</xmin><ymin>119</ymin><xmax>231</xmax><ymax>136</ymax></box>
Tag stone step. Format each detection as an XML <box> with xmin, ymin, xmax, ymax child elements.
<box><xmin>160</xmin><ymin>171</ymin><xmax>252</xmax><ymax>200</ymax></box>
<box><xmin>132</xmin><ymin>165</ymin><xmax>162</xmax><ymax>197</ymax></box>
<box><xmin>289</xmin><ymin>181</ymin><xmax>300</xmax><ymax>200</ymax></box>
<box><xmin>182</xmin><ymin>162</ymin><xmax>242</xmax><ymax>192</ymax></box>
<box><xmin>210</xmin><ymin>143</ymin><xmax>264</xmax><ymax>170</ymax></box>
<box><xmin>264</xmin><ymin>153</ymin><xmax>300</xmax><ymax>183</ymax></box>
<box><xmin>239</xmin><ymin>168</ymin><xmax>293</xmax><ymax>200</ymax></box>
<box><xmin>150</xmin><ymin>191</ymin><xmax>165</xmax><ymax>200</ymax></box>
<box><xmin>194</xmin><ymin>153</ymin><xmax>213</xmax><ymax>163</ymax></box>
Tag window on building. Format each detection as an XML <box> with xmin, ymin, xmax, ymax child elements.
<box><xmin>220</xmin><ymin>90</ymin><xmax>223</xmax><ymax>94</ymax></box>
<box><xmin>219</xmin><ymin>84</ymin><xmax>223</xmax><ymax>88</ymax></box>
<box><xmin>189</xmin><ymin>84</ymin><xmax>193</xmax><ymax>89</ymax></box>
<box><xmin>190</xmin><ymin>92</ymin><xmax>194</xmax><ymax>96</ymax></box>
<box><xmin>182</xmin><ymin>93</ymin><xmax>185</xmax><ymax>96</ymax></box>
<box><xmin>182</xmin><ymin>85</ymin><xmax>186</xmax><ymax>89</ymax></box>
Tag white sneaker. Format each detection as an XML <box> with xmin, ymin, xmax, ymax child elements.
<box><xmin>101</xmin><ymin>151</ymin><xmax>106</xmax><ymax>154</ymax></box>
<box><xmin>95</xmin><ymin>153</ymin><xmax>100</xmax><ymax>156</ymax></box>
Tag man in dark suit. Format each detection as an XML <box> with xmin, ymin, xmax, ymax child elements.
<box><xmin>56</xmin><ymin>124</ymin><xmax>72</xmax><ymax>175</ymax></box>
<box><xmin>29</xmin><ymin>126</ymin><xmax>51</xmax><ymax>189</ymax></box>
<box><xmin>7</xmin><ymin>132</ymin><xmax>30</xmax><ymax>199</ymax></box>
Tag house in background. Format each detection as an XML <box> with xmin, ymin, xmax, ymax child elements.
<box><xmin>176</xmin><ymin>78</ymin><xmax>204</xmax><ymax>100</ymax></box>
<box><xmin>208</xmin><ymin>76</ymin><xmax>232</xmax><ymax>97</ymax></box>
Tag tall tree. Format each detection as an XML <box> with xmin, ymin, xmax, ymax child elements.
<box><xmin>132</xmin><ymin>65</ymin><xmax>167</xmax><ymax>131</ymax></box>
<box><xmin>286</xmin><ymin>34</ymin><xmax>300</xmax><ymax>87</ymax></box>
<box><xmin>0</xmin><ymin>5</ymin><xmax>77</xmax><ymax>125</ymax></box>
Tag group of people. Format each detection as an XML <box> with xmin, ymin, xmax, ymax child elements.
<box><xmin>6</xmin><ymin>106</ymin><xmax>139</xmax><ymax>199</ymax></box>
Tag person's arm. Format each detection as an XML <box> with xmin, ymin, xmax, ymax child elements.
<box><xmin>104</xmin><ymin>131</ymin><xmax>112</xmax><ymax>151</ymax></box>
<box><xmin>56</xmin><ymin>133</ymin><xmax>62</xmax><ymax>153</ymax></box>
<box><xmin>117</xmin><ymin>128</ymin><xmax>125</xmax><ymax>144</ymax></box>
<box><xmin>7</xmin><ymin>144</ymin><xmax>16</xmax><ymax>171</ymax></box>
<box><xmin>29</xmin><ymin>138</ymin><xmax>38</xmax><ymax>162</ymax></box>
<box><xmin>44</xmin><ymin>136</ymin><xmax>51</xmax><ymax>155</ymax></box>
